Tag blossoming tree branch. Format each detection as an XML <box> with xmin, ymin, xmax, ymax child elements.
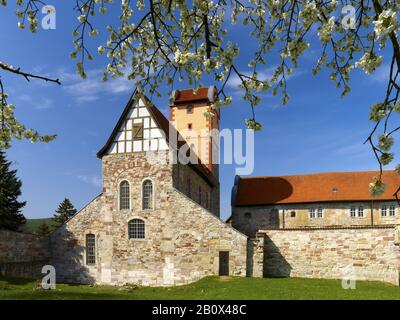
<box><xmin>0</xmin><ymin>0</ymin><xmax>399</xmax><ymax>196</ymax></box>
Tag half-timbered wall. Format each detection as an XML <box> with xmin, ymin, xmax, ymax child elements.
<box><xmin>107</xmin><ymin>98</ymin><xmax>169</xmax><ymax>155</ymax></box>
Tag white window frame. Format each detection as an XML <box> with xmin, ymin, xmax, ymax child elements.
<box><xmin>118</xmin><ymin>180</ymin><xmax>131</xmax><ymax>211</ymax></box>
<box><xmin>128</xmin><ymin>218</ymin><xmax>146</xmax><ymax>240</ymax></box>
<box><xmin>141</xmin><ymin>178</ymin><xmax>155</xmax><ymax>211</ymax></box>
<box><xmin>309</xmin><ymin>208</ymin><xmax>316</xmax><ymax>219</ymax></box>
<box><xmin>317</xmin><ymin>207</ymin><xmax>323</xmax><ymax>218</ymax></box>
<box><xmin>85</xmin><ymin>233</ymin><xmax>96</xmax><ymax>266</ymax></box>
<box><xmin>389</xmin><ymin>205</ymin><xmax>396</xmax><ymax>217</ymax></box>
<box><xmin>358</xmin><ymin>206</ymin><xmax>364</xmax><ymax>218</ymax></box>
<box><xmin>350</xmin><ymin>207</ymin><xmax>356</xmax><ymax>218</ymax></box>
<box><xmin>381</xmin><ymin>205</ymin><xmax>387</xmax><ymax>217</ymax></box>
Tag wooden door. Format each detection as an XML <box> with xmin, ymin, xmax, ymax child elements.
<box><xmin>219</xmin><ymin>251</ymin><xmax>229</xmax><ymax>276</ymax></box>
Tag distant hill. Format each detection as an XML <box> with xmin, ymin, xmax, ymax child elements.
<box><xmin>21</xmin><ymin>218</ymin><xmax>55</xmax><ymax>233</ymax></box>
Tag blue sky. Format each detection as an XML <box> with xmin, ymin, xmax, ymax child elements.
<box><xmin>1</xmin><ymin>3</ymin><xmax>397</xmax><ymax>220</ymax></box>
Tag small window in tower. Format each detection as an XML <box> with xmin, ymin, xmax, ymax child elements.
<box><xmin>188</xmin><ymin>123</ymin><xmax>193</xmax><ymax>130</ymax></box>
<box><xmin>187</xmin><ymin>105</ymin><xmax>193</xmax><ymax>114</ymax></box>
<box><xmin>187</xmin><ymin>178</ymin><xmax>191</xmax><ymax>197</ymax></box>
<box><xmin>199</xmin><ymin>186</ymin><xmax>202</xmax><ymax>204</ymax></box>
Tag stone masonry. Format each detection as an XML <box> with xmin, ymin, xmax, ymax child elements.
<box><xmin>252</xmin><ymin>226</ymin><xmax>400</xmax><ymax>285</ymax></box>
<box><xmin>233</xmin><ymin>202</ymin><xmax>400</xmax><ymax>238</ymax></box>
<box><xmin>50</xmin><ymin>151</ymin><xmax>248</xmax><ymax>286</ymax></box>
<box><xmin>0</xmin><ymin>230</ymin><xmax>49</xmax><ymax>278</ymax></box>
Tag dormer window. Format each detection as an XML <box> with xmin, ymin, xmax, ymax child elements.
<box><xmin>187</xmin><ymin>105</ymin><xmax>193</xmax><ymax>114</ymax></box>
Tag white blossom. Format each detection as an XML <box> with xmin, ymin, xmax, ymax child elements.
<box><xmin>318</xmin><ymin>17</ymin><xmax>335</xmax><ymax>44</ymax></box>
<box><xmin>355</xmin><ymin>52</ymin><xmax>382</xmax><ymax>75</ymax></box>
<box><xmin>299</xmin><ymin>1</ymin><xmax>318</xmax><ymax>28</ymax></box>
<box><xmin>373</xmin><ymin>9</ymin><xmax>398</xmax><ymax>39</ymax></box>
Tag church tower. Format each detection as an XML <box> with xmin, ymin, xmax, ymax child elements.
<box><xmin>169</xmin><ymin>86</ymin><xmax>220</xmax><ymax>180</ymax></box>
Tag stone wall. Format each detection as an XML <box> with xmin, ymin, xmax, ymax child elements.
<box><xmin>0</xmin><ymin>230</ymin><xmax>49</xmax><ymax>278</ymax></box>
<box><xmin>232</xmin><ymin>206</ymin><xmax>279</xmax><ymax>237</ymax></box>
<box><xmin>173</xmin><ymin>161</ymin><xmax>219</xmax><ymax>217</ymax></box>
<box><xmin>233</xmin><ymin>201</ymin><xmax>400</xmax><ymax>237</ymax></box>
<box><xmin>50</xmin><ymin>152</ymin><xmax>247</xmax><ymax>286</ymax></box>
<box><xmin>256</xmin><ymin>226</ymin><xmax>400</xmax><ymax>285</ymax></box>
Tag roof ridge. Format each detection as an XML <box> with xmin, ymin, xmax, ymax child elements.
<box><xmin>239</xmin><ymin>170</ymin><xmax>395</xmax><ymax>179</ymax></box>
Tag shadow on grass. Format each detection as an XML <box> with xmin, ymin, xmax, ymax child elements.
<box><xmin>0</xmin><ymin>276</ymin><xmax>36</xmax><ymax>286</ymax></box>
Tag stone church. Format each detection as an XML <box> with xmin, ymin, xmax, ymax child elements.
<box><xmin>48</xmin><ymin>87</ymin><xmax>400</xmax><ymax>286</ymax></box>
<box><xmin>50</xmin><ymin>87</ymin><xmax>248</xmax><ymax>286</ymax></box>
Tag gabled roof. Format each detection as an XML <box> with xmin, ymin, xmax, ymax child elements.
<box><xmin>233</xmin><ymin>171</ymin><xmax>400</xmax><ymax>206</ymax></box>
<box><xmin>97</xmin><ymin>90</ymin><xmax>137</xmax><ymax>159</ymax></box>
<box><xmin>97</xmin><ymin>92</ymin><xmax>217</xmax><ymax>187</ymax></box>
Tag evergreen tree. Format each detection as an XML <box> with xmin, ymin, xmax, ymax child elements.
<box><xmin>36</xmin><ymin>221</ymin><xmax>50</xmax><ymax>236</ymax></box>
<box><xmin>53</xmin><ymin>198</ymin><xmax>77</xmax><ymax>226</ymax></box>
<box><xmin>0</xmin><ymin>150</ymin><xmax>26</xmax><ymax>231</ymax></box>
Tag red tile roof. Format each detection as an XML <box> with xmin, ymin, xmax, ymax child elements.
<box><xmin>234</xmin><ymin>171</ymin><xmax>400</xmax><ymax>206</ymax></box>
<box><xmin>172</xmin><ymin>87</ymin><xmax>213</xmax><ymax>104</ymax></box>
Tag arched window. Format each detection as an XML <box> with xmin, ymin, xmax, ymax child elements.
<box><xmin>119</xmin><ymin>180</ymin><xmax>130</xmax><ymax>210</ymax></box>
<box><xmin>85</xmin><ymin>234</ymin><xmax>96</xmax><ymax>265</ymax></box>
<box><xmin>142</xmin><ymin>179</ymin><xmax>153</xmax><ymax>210</ymax></box>
<box><xmin>128</xmin><ymin>219</ymin><xmax>145</xmax><ymax>239</ymax></box>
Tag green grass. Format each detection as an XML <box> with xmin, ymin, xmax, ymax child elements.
<box><xmin>0</xmin><ymin>276</ymin><xmax>399</xmax><ymax>300</ymax></box>
<box><xmin>21</xmin><ymin>218</ymin><xmax>55</xmax><ymax>233</ymax></box>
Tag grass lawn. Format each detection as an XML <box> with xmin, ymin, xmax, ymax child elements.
<box><xmin>0</xmin><ymin>276</ymin><xmax>399</xmax><ymax>300</ymax></box>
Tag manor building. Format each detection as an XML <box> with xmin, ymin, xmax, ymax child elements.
<box><xmin>47</xmin><ymin>87</ymin><xmax>400</xmax><ymax>286</ymax></box>
<box><xmin>231</xmin><ymin>171</ymin><xmax>400</xmax><ymax>237</ymax></box>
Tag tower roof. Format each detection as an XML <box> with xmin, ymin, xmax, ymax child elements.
<box><xmin>171</xmin><ymin>86</ymin><xmax>217</xmax><ymax>105</ymax></box>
